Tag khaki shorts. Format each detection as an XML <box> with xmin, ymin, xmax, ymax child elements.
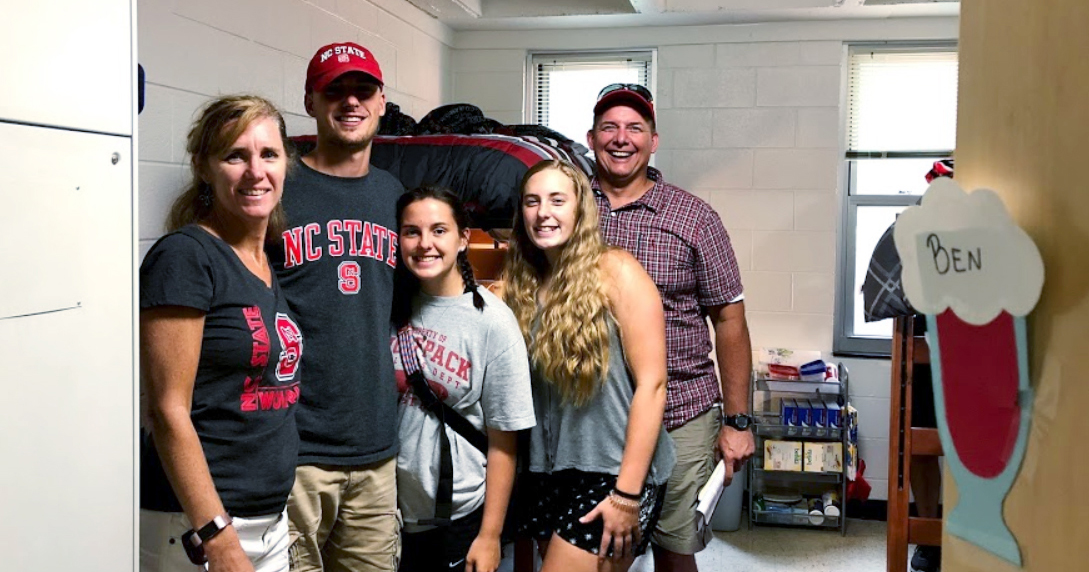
<box><xmin>287</xmin><ymin>458</ymin><xmax>401</xmax><ymax>572</ymax></box>
<box><xmin>651</xmin><ymin>407</ymin><xmax>721</xmax><ymax>555</ymax></box>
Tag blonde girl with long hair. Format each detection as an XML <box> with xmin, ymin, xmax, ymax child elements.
<box><xmin>502</xmin><ymin>160</ymin><xmax>675</xmax><ymax>572</ymax></box>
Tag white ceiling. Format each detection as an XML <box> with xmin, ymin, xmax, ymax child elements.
<box><xmin>403</xmin><ymin>0</ymin><xmax>959</xmax><ymax>31</ymax></box>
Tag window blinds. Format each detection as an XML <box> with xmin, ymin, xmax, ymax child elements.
<box><xmin>532</xmin><ymin>52</ymin><xmax>651</xmax><ymax>126</ymax></box>
<box><xmin>847</xmin><ymin>49</ymin><xmax>959</xmax><ymax>157</ymax></box>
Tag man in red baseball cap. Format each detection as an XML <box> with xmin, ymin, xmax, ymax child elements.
<box><xmin>271</xmin><ymin>41</ymin><xmax>404</xmax><ymax>572</ymax></box>
<box><xmin>305</xmin><ymin>42</ymin><xmax>384</xmax><ymax>92</ymax></box>
<box><xmin>303</xmin><ymin>41</ymin><xmax>387</xmax><ymax>166</ymax></box>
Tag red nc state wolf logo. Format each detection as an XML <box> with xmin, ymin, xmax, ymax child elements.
<box><xmin>275</xmin><ymin>313</ymin><xmax>303</xmax><ymax>381</ymax></box>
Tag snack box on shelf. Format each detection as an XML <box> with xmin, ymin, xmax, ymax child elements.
<box><xmin>767</xmin><ymin>363</ymin><xmax>801</xmax><ymax>380</ymax></box>
<box><xmin>803</xmin><ymin>442</ymin><xmax>844</xmax><ymax>473</ymax></box>
<box><xmin>780</xmin><ymin>398</ymin><xmax>841</xmax><ymax>428</ymax></box>
<box><xmin>763</xmin><ymin>440</ymin><xmax>803</xmax><ymax>471</ymax></box>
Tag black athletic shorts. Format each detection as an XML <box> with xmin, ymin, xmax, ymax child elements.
<box><xmin>518</xmin><ymin>470</ymin><xmax>666</xmax><ymax>557</ymax></box>
<box><xmin>400</xmin><ymin>506</ymin><xmax>483</xmax><ymax>572</ymax></box>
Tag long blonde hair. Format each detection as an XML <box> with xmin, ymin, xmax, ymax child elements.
<box><xmin>502</xmin><ymin>160</ymin><xmax>611</xmax><ymax>406</ymax></box>
<box><xmin>167</xmin><ymin>95</ymin><xmax>291</xmax><ymax>240</ymax></box>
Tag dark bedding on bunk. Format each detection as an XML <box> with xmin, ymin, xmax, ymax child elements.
<box><xmin>861</xmin><ymin>222</ymin><xmax>918</xmax><ymax>322</ymax></box>
<box><xmin>289</xmin><ymin>133</ymin><xmax>592</xmax><ymax>229</ymax></box>
<box><xmin>861</xmin><ymin>159</ymin><xmax>954</xmax><ymax>322</ymax></box>
<box><xmin>371</xmin><ymin>134</ymin><xmax>557</xmax><ymax>229</ymax></box>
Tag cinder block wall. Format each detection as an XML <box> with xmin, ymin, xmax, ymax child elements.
<box><xmin>451</xmin><ymin>17</ymin><xmax>960</xmax><ymax>499</ymax></box>
<box><xmin>137</xmin><ymin>0</ymin><xmax>453</xmax><ymax>255</ymax></box>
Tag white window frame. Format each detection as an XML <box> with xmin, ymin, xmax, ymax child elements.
<box><xmin>834</xmin><ymin>43</ymin><xmax>958</xmax><ymax>357</ymax></box>
<box><xmin>525</xmin><ymin>50</ymin><xmax>656</xmax><ymax>142</ymax></box>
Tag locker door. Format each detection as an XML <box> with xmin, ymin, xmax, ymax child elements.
<box><xmin>0</xmin><ymin>0</ymin><xmax>132</xmax><ymax>135</ymax></box>
<box><xmin>0</xmin><ymin>122</ymin><xmax>135</xmax><ymax>571</ymax></box>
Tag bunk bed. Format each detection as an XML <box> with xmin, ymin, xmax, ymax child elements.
<box><xmin>887</xmin><ymin>315</ymin><xmax>943</xmax><ymax>572</ymax></box>
<box><xmin>862</xmin><ymin>220</ymin><xmax>944</xmax><ymax>572</ymax></box>
<box><xmin>291</xmin><ymin>131</ymin><xmax>591</xmax><ymax>231</ymax></box>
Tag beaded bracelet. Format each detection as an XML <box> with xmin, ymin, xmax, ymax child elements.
<box><xmin>612</xmin><ymin>487</ymin><xmax>642</xmax><ymax>501</ymax></box>
<box><xmin>608</xmin><ymin>492</ymin><xmax>641</xmax><ymax>514</ymax></box>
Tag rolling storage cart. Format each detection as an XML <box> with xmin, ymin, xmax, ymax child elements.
<box><xmin>748</xmin><ymin>364</ymin><xmax>849</xmax><ymax>535</ymax></box>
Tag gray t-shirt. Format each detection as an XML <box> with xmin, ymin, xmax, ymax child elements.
<box><xmin>528</xmin><ymin>318</ymin><xmax>675</xmax><ymax>486</ymax></box>
<box><xmin>392</xmin><ymin>288</ymin><xmax>535</xmax><ymax>532</ymax></box>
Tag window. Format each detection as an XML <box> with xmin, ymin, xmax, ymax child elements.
<box><xmin>834</xmin><ymin>46</ymin><xmax>959</xmax><ymax>356</ymax></box>
<box><xmin>529</xmin><ymin>51</ymin><xmax>654</xmax><ymax>145</ymax></box>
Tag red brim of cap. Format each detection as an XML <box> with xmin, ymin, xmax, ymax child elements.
<box><xmin>307</xmin><ymin>68</ymin><xmax>384</xmax><ymax>94</ymax></box>
<box><xmin>593</xmin><ymin>90</ymin><xmax>655</xmax><ymax>121</ymax></box>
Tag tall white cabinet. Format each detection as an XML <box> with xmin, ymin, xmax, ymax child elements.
<box><xmin>0</xmin><ymin>1</ymin><xmax>137</xmax><ymax>570</ymax></box>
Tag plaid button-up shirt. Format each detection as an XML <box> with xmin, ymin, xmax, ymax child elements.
<box><xmin>593</xmin><ymin>167</ymin><xmax>744</xmax><ymax>430</ymax></box>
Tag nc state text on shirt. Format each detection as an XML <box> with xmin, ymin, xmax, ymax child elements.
<box><xmin>281</xmin><ymin>220</ymin><xmax>398</xmax><ymax>268</ymax></box>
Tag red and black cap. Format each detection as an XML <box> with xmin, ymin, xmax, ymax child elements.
<box><xmin>306</xmin><ymin>42</ymin><xmax>384</xmax><ymax>93</ymax></box>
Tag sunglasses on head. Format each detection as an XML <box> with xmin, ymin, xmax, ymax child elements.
<box><xmin>596</xmin><ymin>83</ymin><xmax>653</xmax><ymax>102</ymax></box>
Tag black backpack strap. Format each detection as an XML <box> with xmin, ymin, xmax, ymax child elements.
<box><xmin>397</xmin><ymin>326</ymin><xmax>488</xmax><ymax>526</ymax></box>
<box><xmin>437</xmin><ymin>403</ymin><xmax>489</xmax><ymax>454</ymax></box>
<box><xmin>397</xmin><ymin>327</ymin><xmax>489</xmax><ymax>454</ymax></box>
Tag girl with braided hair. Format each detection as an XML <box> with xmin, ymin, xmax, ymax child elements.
<box><xmin>390</xmin><ymin>186</ymin><xmax>535</xmax><ymax>572</ymax></box>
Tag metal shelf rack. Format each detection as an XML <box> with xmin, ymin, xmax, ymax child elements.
<box><xmin>748</xmin><ymin>363</ymin><xmax>849</xmax><ymax>536</ymax></box>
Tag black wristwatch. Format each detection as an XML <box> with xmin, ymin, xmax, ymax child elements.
<box><xmin>181</xmin><ymin>513</ymin><xmax>233</xmax><ymax>565</ymax></box>
<box><xmin>724</xmin><ymin>413</ymin><xmax>756</xmax><ymax>431</ymax></box>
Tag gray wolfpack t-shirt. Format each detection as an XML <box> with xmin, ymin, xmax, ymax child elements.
<box><xmin>392</xmin><ymin>288</ymin><xmax>535</xmax><ymax>532</ymax></box>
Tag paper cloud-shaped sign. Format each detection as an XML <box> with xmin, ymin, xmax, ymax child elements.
<box><xmin>894</xmin><ymin>178</ymin><xmax>1044</xmax><ymax>325</ymax></box>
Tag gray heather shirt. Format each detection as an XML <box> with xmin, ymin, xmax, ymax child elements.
<box><xmin>392</xmin><ymin>288</ymin><xmax>536</xmax><ymax>532</ymax></box>
<box><xmin>528</xmin><ymin>318</ymin><xmax>675</xmax><ymax>485</ymax></box>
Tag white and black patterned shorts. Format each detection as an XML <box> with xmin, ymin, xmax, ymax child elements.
<box><xmin>517</xmin><ymin>470</ymin><xmax>666</xmax><ymax>556</ymax></box>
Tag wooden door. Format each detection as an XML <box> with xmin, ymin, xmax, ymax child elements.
<box><xmin>946</xmin><ymin>0</ymin><xmax>1089</xmax><ymax>569</ymax></box>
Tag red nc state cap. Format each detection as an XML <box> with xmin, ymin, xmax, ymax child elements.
<box><xmin>593</xmin><ymin>85</ymin><xmax>655</xmax><ymax>122</ymax></box>
<box><xmin>306</xmin><ymin>42</ymin><xmax>384</xmax><ymax>93</ymax></box>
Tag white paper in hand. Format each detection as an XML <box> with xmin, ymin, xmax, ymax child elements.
<box><xmin>696</xmin><ymin>460</ymin><xmax>727</xmax><ymax>526</ymax></box>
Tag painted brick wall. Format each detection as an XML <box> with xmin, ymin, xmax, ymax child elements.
<box><xmin>137</xmin><ymin>0</ymin><xmax>453</xmax><ymax>255</ymax></box>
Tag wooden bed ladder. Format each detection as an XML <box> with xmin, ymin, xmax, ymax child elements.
<box><xmin>887</xmin><ymin>316</ymin><xmax>943</xmax><ymax>572</ymax></box>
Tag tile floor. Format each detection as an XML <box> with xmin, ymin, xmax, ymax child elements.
<box><xmin>501</xmin><ymin>516</ymin><xmax>900</xmax><ymax>572</ymax></box>
<box><xmin>635</xmin><ymin>517</ymin><xmax>889</xmax><ymax>572</ymax></box>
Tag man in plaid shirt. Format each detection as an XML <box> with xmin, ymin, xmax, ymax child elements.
<box><xmin>587</xmin><ymin>84</ymin><xmax>754</xmax><ymax>572</ymax></box>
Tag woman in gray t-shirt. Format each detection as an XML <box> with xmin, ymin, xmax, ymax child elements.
<box><xmin>391</xmin><ymin>186</ymin><xmax>535</xmax><ymax>572</ymax></box>
<box><xmin>502</xmin><ymin>160</ymin><xmax>675</xmax><ymax>571</ymax></box>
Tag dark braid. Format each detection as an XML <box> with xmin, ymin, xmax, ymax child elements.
<box><xmin>390</xmin><ymin>258</ymin><xmax>417</xmax><ymax>328</ymax></box>
<box><xmin>458</xmin><ymin>251</ymin><xmax>485</xmax><ymax>311</ymax></box>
